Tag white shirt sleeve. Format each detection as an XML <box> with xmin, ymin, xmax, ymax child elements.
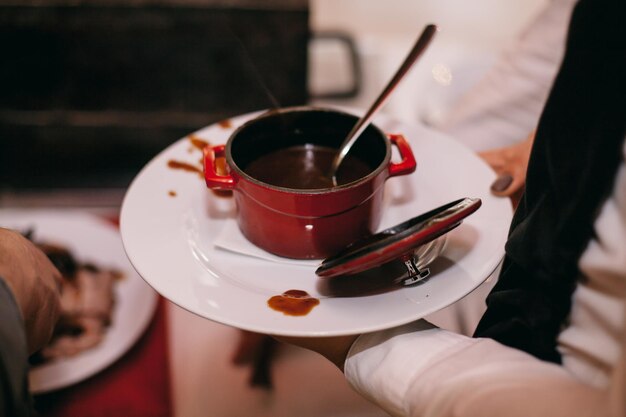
<box><xmin>437</xmin><ymin>0</ymin><xmax>577</xmax><ymax>151</ymax></box>
<box><xmin>345</xmin><ymin>315</ymin><xmax>625</xmax><ymax>417</ymax></box>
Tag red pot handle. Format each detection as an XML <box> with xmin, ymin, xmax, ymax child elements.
<box><xmin>387</xmin><ymin>134</ymin><xmax>417</xmax><ymax>177</ymax></box>
<box><xmin>204</xmin><ymin>145</ymin><xmax>236</xmax><ymax>190</ymax></box>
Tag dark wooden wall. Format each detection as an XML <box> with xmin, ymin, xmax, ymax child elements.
<box><xmin>0</xmin><ymin>1</ymin><xmax>309</xmax><ymax>189</ymax></box>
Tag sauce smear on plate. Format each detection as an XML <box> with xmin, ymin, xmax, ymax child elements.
<box><xmin>268</xmin><ymin>290</ymin><xmax>320</xmax><ymax>316</ymax></box>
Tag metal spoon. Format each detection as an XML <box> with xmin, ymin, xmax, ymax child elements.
<box><xmin>329</xmin><ymin>24</ymin><xmax>438</xmax><ymax>185</ymax></box>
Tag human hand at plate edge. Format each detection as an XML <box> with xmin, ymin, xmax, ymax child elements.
<box><xmin>272</xmin><ymin>334</ymin><xmax>361</xmax><ymax>372</ymax></box>
<box><xmin>272</xmin><ymin>319</ymin><xmax>439</xmax><ymax>372</ymax></box>
<box><xmin>478</xmin><ymin>131</ymin><xmax>535</xmax><ymax>208</ymax></box>
<box><xmin>231</xmin><ymin>331</ymin><xmax>359</xmax><ymax>384</ymax></box>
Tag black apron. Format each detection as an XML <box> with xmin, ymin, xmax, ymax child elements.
<box><xmin>474</xmin><ymin>0</ymin><xmax>626</xmax><ymax>363</ymax></box>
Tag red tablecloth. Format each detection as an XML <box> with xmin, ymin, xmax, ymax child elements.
<box><xmin>33</xmin><ymin>297</ymin><xmax>172</xmax><ymax>417</ymax></box>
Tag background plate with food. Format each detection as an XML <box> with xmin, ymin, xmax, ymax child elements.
<box><xmin>0</xmin><ymin>210</ymin><xmax>158</xmax><ymax>393</ymax></box>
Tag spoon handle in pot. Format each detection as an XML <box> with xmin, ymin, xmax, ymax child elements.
<box><xmin>330</xmin><ymin>24</ymin><xmax>438</xmax><ymax>182</ymax></box>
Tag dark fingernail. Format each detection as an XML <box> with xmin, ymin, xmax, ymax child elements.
<box><xmin>491</xmin><ymin>174</ymin><xmax>513</xmax><ymax>192</ymax></box>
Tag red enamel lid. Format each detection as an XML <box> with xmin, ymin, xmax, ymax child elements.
<box><xmin>316</xmin><ymin>197</ymin><xmax>482</xmax><ymax>283</ymax></box>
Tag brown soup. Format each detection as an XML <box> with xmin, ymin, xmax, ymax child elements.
<box><xmin>243</xmin><ymin>145</ymin><xmax>371</xmax><ymax>189</ymax></box>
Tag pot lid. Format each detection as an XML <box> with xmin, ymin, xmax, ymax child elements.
<box><xmin>316</xmin><ymin>197</ymin><xmax>482</xmax><ymax>285</ymax></box>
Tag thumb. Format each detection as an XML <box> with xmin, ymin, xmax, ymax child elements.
<box><xmin>490</xmin><ymin>173</ymin><xmax>525</xmax><ymax>197</ymax></box>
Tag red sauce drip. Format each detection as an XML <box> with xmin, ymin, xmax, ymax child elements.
<box><xmin>218</xmin><ymin>119</ymin><xmax>233</xmax><ymax>129</ymax></box>
<box><xmin>188</xmin><ymin>134</ymin><xmax>210</xmax><ymax>152</ymax></box>
<box><xmin>167</xmin><ymin>160</ymin><xmax>203</xmax><ymax>179</ymax></box>
<box><xmin>268</xmin><ymin>290</ymin><xmax>320</xmax><ymax>316</ymax></box>
<box><xmin>168</xmin><ymin>190</ymin><xmax>177</xmax><ymax>197</ymax></box>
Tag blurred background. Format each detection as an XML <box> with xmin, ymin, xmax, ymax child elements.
<box><xmin>0</xmin><ymin>0</ymin><xmax>546</xmax><ymax>208</ymax></box>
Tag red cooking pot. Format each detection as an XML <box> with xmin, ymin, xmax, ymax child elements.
<box><xmin>204</xmin><ymin>106</ymin><xmax>416</xmax><ymax>259</ymax></box>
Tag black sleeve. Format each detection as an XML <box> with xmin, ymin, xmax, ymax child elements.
<box><xmin>0</xmin><ymin>278</ymin><xmax>33</xmax><ymax>417</ymax></box>
<box><xmin>474</xmin><ymin>0</ymin><xmax>626</xmax><ymax>363</ymax></box>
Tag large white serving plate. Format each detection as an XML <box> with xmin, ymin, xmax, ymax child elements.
<box><xmin>120</xmin><ymin>110</ymin><xmax>512</xmax><ymax>337</ymax></box>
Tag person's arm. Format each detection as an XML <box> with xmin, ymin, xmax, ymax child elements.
<box><xmin>277</xmin><ymin>309</ymin><xmax>622</xmax><ymax>417</ymax></box>
<box><xmin>0</xmin><ymin>228</ymin><xmax>62</xmax><ymax>416</ymax></box>
<box><xmin>438</xmin><ymin>0</ymin><xmax>576</xmax><ymax>151</ymax></box>
<box><xmin>0</xmin><ymin>228</ymin><xmax>61</xmax><ymax>354</ymax></box>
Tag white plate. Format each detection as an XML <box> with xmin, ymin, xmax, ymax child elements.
<box><xmin>120</xmin><ymin>110</ymin><xmax>513</xmax><ymax>337</ymax></box>
<box><xmin>0</xmin><ymin>210</ymin><xmax>159</xmax><ymax>393</ymax></box>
